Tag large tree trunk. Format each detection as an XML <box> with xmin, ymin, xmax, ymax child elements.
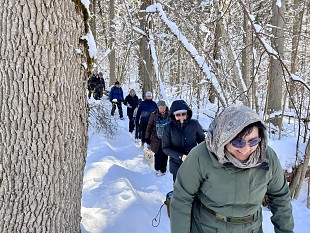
<box><xmin>0</xmin><ymin>1</ymin><xmax>88</xmax><ymax>232</ymax></box>
<box><xmin>268</xmin><ymin>1</ymin><xmax>286</xmax><ymax>126</ymax></box>
<box><xmin>139</xmin><ymin>0</ymin><xmax>153</xmax><ymax>97</ymax></box>
<box><xmin>109</xmin><ymin>0</ymin><xmax>116</xmax><ymax>86</ymax></box>
<box><xmin>289</xmin><ymin>0</ymin><xmax>305</xmax><ymax>109</ymax></box>
<box><xmin>90</xmin><ymin>0</ymin><xmax>97</xmax><ymax>42</ymax></box>
<box><xmin>242</xmin><ymin>0</ymin><xmax>254</xmax><ymax>108</ymax></box>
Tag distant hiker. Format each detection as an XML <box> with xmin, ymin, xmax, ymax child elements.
<box><xmin>145</xmin><ymin>100</ymin><xmax>170</xmax><ymax>176</ymax></box>
<box><xmin>95</xmin><ymin>72</ymin><xmax>105</xmax><ymax>99</ymax></box>
<box><xmin>134</xmin><ymin>98</ymin><xmax>142</xmax><ymax>141</ymax></box>
<box><xmin>162</xmin><ymin>100</ymin><xmax>205</xmax><ymax>182</ymax></box>
<box><xmin>170</xmin><ymin>104</ymin><xmax>294</xmax><ymax>233</ymax></box>
<box><xmin>124</xmin><ymin>89</ymin><xmax>139</xmax><ymax>133</ymax></box>
<box><xmin>109</xmin><ymin>81</ymin><xmax>124</xmax><ymax>119</ymax></box>
<box><xmin>87</xmin><ymin>72</ymin><xmax>105</xmax><ymax>100</ymax></box>
<box><xmin>135</xmin><ymin>91</ymin><xmax>157</xmax><ymax>149</ymax></box>
<box><xmin>87</xmin><ymin>74</ymin><xmax>99</xmax><ymax>99</ymax></box>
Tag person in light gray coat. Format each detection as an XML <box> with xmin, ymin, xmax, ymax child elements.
<box><xmin>170</xmin><ymin>104</ymin><xmax>294</xmax><ymax>233</ymax></box>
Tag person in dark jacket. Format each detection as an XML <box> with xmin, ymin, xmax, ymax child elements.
<box><xmin>94</xmin><ymin>71</ymin><xmax>105</xmax><ymax>99</ymax></box>
<box><xmin>87</xmin><ymin>74</ymin><xmax>99</xmax><ymax>99</ymax></box>
<box><xmin>124</xmin><ymin>89</ymin><xmax>139</xmax><ymax>133</ymax></box>
<box><xmin>145</xmin><ymin>100</ymin><xmax>170</xmax><ymax>176</ymax></box>
<box><xmin>135</xmin><ymin>91</ymin><xmax>157</xmax><ymax>149</ymax></box>
<box><xmin>134</xmin><ymin>98</ymin><xmax>143</xmax><ymax>141</ymax></box>
<box><xmin>170</xmin><ymin>104</ymin><xmax>294</xmax><ymax>233</ymax></box>
<box><xmin>162</xmin><ymin>100</ymin><xmax>205</xmax><ymax>182</ymax></box>
<box><xmin>109</xmin><ymin>81</ymin><xmax>124</xmax><ymax>119</ymax></box>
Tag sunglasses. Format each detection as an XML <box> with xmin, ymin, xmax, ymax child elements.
<box><xmin>230</xmin><ymin>137</ymin><xmax>261</xmax><ymax>148</ymax></box>
<box><xmin>175</xmin><ymin>112</ymin><xmax>187</xmax><ymax>117</ymax></box>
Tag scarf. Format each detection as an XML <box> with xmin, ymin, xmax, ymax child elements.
<box><xmin>205</xmin><ymin>104</ymin><xmax>268</xmax><ymax>169</ymax></box>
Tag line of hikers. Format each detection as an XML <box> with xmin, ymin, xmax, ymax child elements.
<box><xmin>100</xmin><ymin>82</ymin><xmax>294</xmax><ymax>232</ymax></box>
<box><xmin>109</xmin><ymin>84</ymin><xmax>205</xmax><ymax>181</ymax></box>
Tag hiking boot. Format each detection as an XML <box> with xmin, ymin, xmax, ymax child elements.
<box><xmin>155</xmin><ymin>171</ymin><xmax>165</xmax><ymax>177</ymax></box>
<box><xmin>120</xmin><ymin>117</ymin><xmax>124</xmax><ymax>120</ymax></box>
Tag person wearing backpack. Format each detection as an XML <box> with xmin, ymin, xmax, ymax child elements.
<box><xmin>109</xmin><ymin>81</ymin><xmax>124</xmax><ymax>119</ymax></box>
<box><xmin>124</xmin><ymin>89</ymin><xmax>139</xmax><ymax>133</ymax></box>
<box><xmin>162</xmin><ymin>100</ymin><xmax>205</xmax><ymax>183</ymax></box>
<box><xmin>145</xmin><ymin>100</ymin><xmax>170</xmax><ymax>176</ymax></box>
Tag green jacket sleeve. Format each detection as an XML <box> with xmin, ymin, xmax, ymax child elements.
<box><xmin>170</xmin><ymin>146</ymin><xmax>203</xmax><ymax>233</ymax></box>
<box><xmin>266</xmin><ymin>147</ymin><xmax>294</xmax><ymax>233</ymax></box>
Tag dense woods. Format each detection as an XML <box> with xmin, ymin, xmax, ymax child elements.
<box><xmin>0</xmin><ymin>0</ymin><xmax>309</xmax><ymax>232</ymax></box>
<box><xmin>92</xmin><ymin>0</ymin><xmax>309</xmax><ymax>205</ymax></box>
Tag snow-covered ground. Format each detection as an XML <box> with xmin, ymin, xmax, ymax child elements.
<box><xmin>81</xmin><ymin>98</ymin><xmax>310</xmax><ymax>233</ymax></box>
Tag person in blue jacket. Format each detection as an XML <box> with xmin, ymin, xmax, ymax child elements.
<box><xmin>109</xmin><ymin>81</ymin><xmax>124</xmax><ymax>119</ymax></box>
<box><xmin>135</xmin><ymin>91</ymin><xmax>157</xmax><ymax>149</ymax></box>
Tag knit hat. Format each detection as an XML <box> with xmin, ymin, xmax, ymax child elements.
<box><xmin>145</xmin><ymin>91</ymin><xmax>152</xmax><ymax>97</ymax></box>
<box><xmin>157</xmin><ymin>100</ymin><xmax>166</xmax><ymax>107</ymax></box>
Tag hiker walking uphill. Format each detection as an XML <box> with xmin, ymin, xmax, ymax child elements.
<box><xmin>170</xmin><ymin>105</ymin><xmax>294</xmax><ymax>233</ymax></box>
<box><xmin>124</xmin><ymin>89</ymin><xmax>139</xmax><ymax>133</ymax></box>
<box><xmin>162</xmin><ymin>100</ymin><xmax>205</xmax><ymax>183</ymax></box>
<box><xmin>145</xmin><ymin>100</ymin><xmax>170</xmax><ymax>176</ymax></box>
<box><xmin>109</xmin><ymin>81</ymin><xmax>124</xmax><ymax>119</ymax></box>
<box><xmin>135</xmin><ymin>91</ymin><xmax>157</xmax><ymax>149</ymax></box>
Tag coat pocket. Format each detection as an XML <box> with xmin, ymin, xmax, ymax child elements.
<box><xmin>199</xmin><ymin>224</ymin><xmax>219</xmax><ymax>233</ymax></box>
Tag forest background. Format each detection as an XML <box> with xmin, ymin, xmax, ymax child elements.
<box><xmin>0</xmin><ymin>0</ymin><xmax>309</xmax><ymax>232</ymax></box>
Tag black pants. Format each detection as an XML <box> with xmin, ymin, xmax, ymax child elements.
<box><xmin>88</xmin><ymin>88</ymin><xmax>93</xmax><ymax>98</ymax></box>
<box><xmin>140</xmin><ymin>121</ymin><xmax>148</xmax><ymax>143</ymax></box>
<box><xmin>94</xmin><ymin>87</ymin><xmax>103</xmax><ymax>100</ymax></box>
<box><xmin>154</xmin><ymin>147</ymin><xmax>168</xmax><ymax>173</ymax></box>
<box><xmin>128</xmin><ymin>113</ymin><xmax>135</xmax><ymax>132</ymax></box>
<box><xmin>171</xmin><ymin>172</ymin><xmax>176</xmax><ymax>183</ymax></box>
<box><xmin>135</xmin><ymin>121</ymin><xmax>141</xmax><ymax>139</ymax></box>
<box><xmin>111</xmin><ymin>102</ymin><xmax>123</xmax><ymax>118</ymax></box>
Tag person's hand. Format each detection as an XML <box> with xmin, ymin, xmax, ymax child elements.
<box><xmin>112</xmin><ymin>99</ymin><xmax>118</xmax><ymax>103</ymax></box>
<box><xmin>181</xmin><ymin>154</ymin><xmax>187</xmax><ymax>161</ymax></box>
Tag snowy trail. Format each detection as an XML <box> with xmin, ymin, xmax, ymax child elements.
<box><xmin>81</xmin><ymin>99</ymin><xmax>310</xmax><ymax>233</ymax></box>
<box><xmin>81</xmin><ymin>114</ymin><xmax>172</xmax><ymax>233</ymax></box>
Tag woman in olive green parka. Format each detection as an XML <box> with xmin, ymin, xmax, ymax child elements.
<box><xmin>170</xmin><ymin>104</ymin><xmax>294</xmax><ymax>233</ymax></box>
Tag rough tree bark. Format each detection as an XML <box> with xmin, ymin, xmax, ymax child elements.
<box><xmin>268</xmin><ymin>1</ymin><xmax>286</xmax><ymax>126</ymax></box>
<box><xmin>90</xmin><ymin>0</ymin><xmax>97</xmax><ymax>42</ymax></box>
<box><xmin>0</xmin><ymin>1</ymin><xmax>88</xmax><ymax>232</ymax></box>
<box><xmin>109</xmin><ymin>0</ymin><xmax>116</xmax><ymax>85</ymax></box>
<box><xmin>289</xmin><ymin>0</ymin><xmax>305</xmax><ymax>108</ymax></box>
<box><xmin>241</xmin><ymin>0</ymin><xmax>254</xmax><ymax>108</ymax></box>
<box><xmin>139</xmin><ymin>0</ymin><xmax>154</xmax><ymax>97</ymax></box>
